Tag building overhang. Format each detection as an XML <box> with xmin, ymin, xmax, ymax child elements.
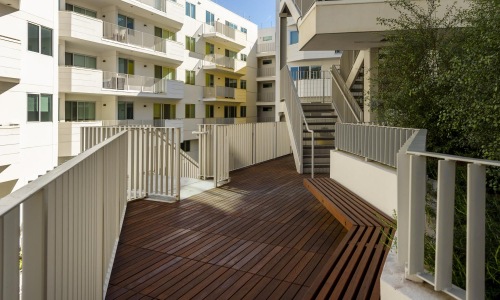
<box><xmin>0</xmin><ymin>0</ymin><xmax>19</xmax><ymax>10</ymax></box>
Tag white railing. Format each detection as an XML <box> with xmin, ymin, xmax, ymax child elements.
<box><xmin>281</xmin><ymin>67</ymin><xmax>314</xmax><ymax>175</ymax></box>
<box><xmin>203</xmin><ymin>86</ymin><xmax>238</xmax><ymax>99</ymax></box>
<box><xmin>292</xmin><ymin>70</ymin><xmax>332</xmax><ymax>103</ymax></box>
<box><xmin>133</xmin><ymin>0</ymin><xmax>183</xmax><ymax>13</ymax></box>
<box><xmin>195</xmin><ymin>122</ymin><xmax>292</xmax><ymax>186</ymax></box>
<box><xmin>204</xmin><ymin>54</ymin><xmax>236</xmax><ymax>69</ymax></box>
<box><xmin>258</xmin><ymin>90</ymin><xmax>275</xmax><ymax>102</ymax></box>
<box><xmin>0</xmin><ymin>131</ymin><xmax>128</xmax><ymax>299</ymax></box>
<box><xmin>81</xmin><ymin>126</ymin><xmax>185</xmax><ymax>199</ymax></box>
<box><xmin>257</xmin><ymin>42</ymin><xmax>276</xmax><ymax>53</ymax></box>
<box><xmin>335</xmin><ymin>123</ymin><xmax>419</xmax><ymax>168</ymax></box>
<box><xmin>331</xmin><ymin>66</ymin><xmax>363</xmax><ymax>123</ymax></box>
<box><xmin>103</xmin><ymin>21</ymin><xmax>166</xmax><ymax>52</ymax></box>
<box><xmin>203</xmin><ymin>21</ymin><xmax>247</xmax><ymax>44</ymax></box>
<box><xmin>102</xmin><ymin>71</ymin><xmax>168</xmax><ymax>93</ymax></box>
<box><xmin>258</xmin><ymin>66</ymin><xmax>276</xmax><ymax>77</ymax></box>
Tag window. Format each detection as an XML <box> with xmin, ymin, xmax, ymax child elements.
<box><xmin>118</xmin><ymin>58</ymin><xmax>134</xmax><ymax>74</ymax></box>
<box><xmin>205</xmin><ymin>74</ymin><xmax>214</xmax><ymax>87</ymax></box>
<box><xmin>185</xmin><ymin>36</ymin><xmax>195</xmax><ymax>52</ymax></box>
<box><xmin>263</xmin><ymin>82</ymin><xmax>273</xmax><ymax>88</ymax></box>
<box><xmin>225</xmin><ymin>49</ymin><xmax>237</xmax><ymax>59</ymax></box>
<box><xmin>224</xmin><ymin>106</ymin><xmax>237</xmax><ymax>118</ymax></box>
<box><xmin>311</xmin><ymin>66</ymin><xmax>322</xmax><ymax>79</ymax></box>
<box><xmin>118</xmin><ymin>14</ymin><xmax>134</xmax><ymax>30</ymax></box>
<box><xmin>154</xmin><ymin>103</ymin><xmax>176</xmax><ymax>119</ymax></box>
<box><xmin>155</xmin><ymin>27</ymin><xmax>176</xmax><ymax>41</ymax></box>
<box><xmin>185</xmin><ymin>104</ymin><xmax>195</xmax><ymax>118</ymax></box>
<box><xmin>65</xmin><ymin>52</ymin><xmax>97</xmax><ymax>69</ymax></box>
<box><xmin>118</xmin><ymin>101</ymin><xmax>133</xmax><ymax>120</ymax></box>
<box><xmin>65</xmin><ymin>101</ymin><xmax>96</xmax><ymax>121</ymax></box>
<box><xmin>181</xmin><ymin>141</ymin><xmax>191</xmax><ymax>152</ymax></box>
<box><xmin>262</xmin><ymin>35</ymin><xmax>273</xmax><ymax>41</ymax></box>
<box><xmin>240</xmin><ymin>106</ymin><xmax>247</xmax><ymax>118</ymax></box>
<box><xmin>186</xmin><ymin>2</ymin><xmax>196</xmax><ymax>19</ymax></box>
<box><xmin>185</xmin><ymin>70</ymin><xmax>195</xmax><ymax>85</ymax></box>
<box><xmin>65</xmin><ymin>3</ymin><xmax>97</xmax><ymax>18</ymax></box>
<box><xmin>263</xmin><ymin>106</ymin><xmax>273</xmax><ymax>112</ymax></box>
<box><xmin>27</xmin><ymin>94</ymin><xmax>52</xmax><ymax>122</ymax></box>
<box><xmin>240</xmin><ymin>80</ymin><xmax>247</xmax><ymax>90</ymax></box>
<box><xmin>206</xmin><ymin>42</ymin><xmax>214</xmax><ymax>55</ymax></box>
<box><xmin>155</xmin><ymin>65</ymin><xmax>176</xmax><ymax>80</ymax></box>
<box><xmin>240</xmin><ymin>27</ymin><xmax>247</xmax><ymax>34</ymax></box>
<box><xmin>299</xmin><ymin>66</ymin><xmax>309</xmax><ymax>79</ymax></box>
<box><xmin>240</xmin><ymin>54</ymin><xmax>247</xmax><ymax>61</ymax></box>
<box><xmin>225</xmin><ymin>78</ymin><xmax>237</xmax><ymax>88</ymax></box>
<box><xmin>206</xmin><ymin>11</ymin><xmax>214</xmax><ymax>25</ymax></box>
<box><xmin>205</xmin><ymin>105</ymin><xmax>214</xmax><ymax>118</ymax></box>
<box><xmin>263</xmin><ymin>59</ymin><xmax>272</xmax><ymax>65</ymax></box>
<box><xmin>225</xmin><ymin>21</ymin><xmax>237</xmax><ymax>30</ymax></box>
<box><xmin>28</xmin><ymin>23</ymin><xmax>52</xmax><ymax>56</ymax></box>
<box><xmin>290</xmin><ymin>31</ymin><xmax>299</xmax><ymax>45</ymax></box>
<box><xmin>290</xmin><ymin>66</ymin><xmax>298</xmax><ymax>80</ymax></box>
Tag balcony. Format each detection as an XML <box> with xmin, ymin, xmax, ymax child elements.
<box><xmin>59</xmin><ymin>11</ymin><xmax>184</xmax><ymax>65</ymax></box>
<box><xmin>0</xmin><ymin>125</ymin><xmax>19</xmax><ymax>168</ymax></box>
<box><xmin>0</xmin><ymin>35</ymin><xmax>21</xmax><ymax>84</ymax></box>
<box><xmin>202</xmin><ymin>54</ymin><xmax>246</xmax><ymax>76</ymax></box>
<box><xmin>202</xmin><ymin>22</ymin><xmax>247</xmax><ymax>51</ymax></box>
<box><xmin>202</xmin><ymin>86</ymin><xmax>246</xmax><ymax>103</ymax></box>
<box><xmin>257</xmin><ymin>66</ymin><xmax>276</xmax><ymax>80</ymax></box>
<box><xmin>59</xmin><ymin>66</ymin><xmax>184</xmax><ymax>99</ymax></box>
<box><xmin>58</xmin><ymin>121</ymin><xmax>103</xmax><ymax>157</ymax></box>
<box><xmin>257</xmin><ymin>42</ymin><xmax>276</xmax><ymax>57</ymax></box>
<box><xmin>118</xmin><ymin>0</ymin><xmax>184</xmax><ymax>29</ymax></box>
<box><xmin>257</xmin><ymin>90</ymin><xmax>276</xmax><ymax>103</ymax></box>
<box><xmin>0</xmin><ymin>0</ymin><xmax>19</xmax><ymax>10</ymax></box>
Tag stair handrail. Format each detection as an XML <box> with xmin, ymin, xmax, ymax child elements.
<box><xmin>281</xmin><ymin>66</ymin><xmax>314</xmax><ymax>177</ymax></box>
<box><xmin>330</xmin><ymin>66</ymin><xmax>363</xmax><ymax>124</ymax></box>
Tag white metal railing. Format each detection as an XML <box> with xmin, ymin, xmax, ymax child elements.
<box><xmin>132</xmin><ymin>0</ymin><xmax>183</xmax><ymax>13</ymax></box>
<box><xmin>203</xmin><ymin>86</ymin><xmax>238</xmax><ymax>99</ymax></box>
<box><xmin>292</xmin><ymin>70</ymin><xmax>332</xmax><ymax>103</ymax></box>
<box><xmin>103</xmin><ymin>21</ymin><xmax>166</xmax><ymax>52</ymax></box>
<box><xmin>335</xmin><ymin>123</ymin><xmax>419</xmax><ymax>168</ymax></box>
<box><xmin>281</xmin><ymin>66</ymin><xmax>315</xmax><ymax>175</ymax></box>
<box><xmin>81</xmin><ymin>126</ymin><xmax>185</xmax><ymax>199</ymax></box>
<box><xmin>257</xmin><ymin>42</ymin><xmax>276</xmax><ymax>53</ymax></box>
<box><xmin>195</xmin><ymin>122</ymin><xmax>292</xmax><ymax>186</ymax></box>
<box><xmin>203</xmin><ymin>117</ymin><xmax>257</xmax><ymax>125</ymax></box>
<box><xmin>204</xmin><ymin>54</ymin><xmax>236</xmax><ymax>69</ymax></box>
<box><xmin>203</xmin><ymin>21</ymin><xmax>247</xmax><ymax>43</ymax></box>
<box><xmin>258</xmin><ymin>66</ymin><xmax>276</xmax><ymax>77</ymax></box>
<box><xmin>258</xmin><ymin>90</ymin><xmax>275</xmax><ymax>102</ymax></box>
<box><xmin>102</xmin><ymin>71</ymin><xmax>169</xmax><ymax>93</ymax></box>
<box><xmin>330</xmin><ymin>66</ymin><xmax>363</xmax><ymax>123</ymax></box>
<box><xmin>0</xmin><ymin>131</ymin><xmax>128</xmax><ymax>299</ymax></box>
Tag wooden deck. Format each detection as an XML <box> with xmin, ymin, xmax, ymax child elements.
<box><xmin>106</xmin><ymin>156</ymin><xmax>347</xmax><ymax>299</ymax></box>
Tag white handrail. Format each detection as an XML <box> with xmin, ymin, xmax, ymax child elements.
<box><xmin>102</xmin><ymin>71</ymin><xmax>167</xmax><ymax>93</ymax></box>
<box><xmin>330</xmin><ymin>66</ymin><xmax>363</xmax><ymax>123</ymax></box>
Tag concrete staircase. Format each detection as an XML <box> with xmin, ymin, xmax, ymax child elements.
<box><xmin>302</xmin><ymin>103</ymin><xmax>337</xmax><ymax>174</ymax></box>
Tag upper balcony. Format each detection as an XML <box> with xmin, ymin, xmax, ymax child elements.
<box><xmin>257</xmin><ymin>66</ymin><xmax>276</xmax><ymax>81</ymax></box>
<box><xmin>0</xmin><ymin>125</ymin><xmax>20</xmax><ymax>168</ymax></box>
<box><xmin>59</xmin><ymin>11</ymin><xmax>184</xmax><ymax>65</ymax></box>
<box><xmin>202</xmin><ymin>86</ymin><xmax>246</xmax><ymax>103</ymax></box>
<box><xmin>0</xmin><ymin>0</ymin><xmax>19</xmax><ymax>10</ymax></box>
<box><xmin>0</xmin><ymin>35</ymin><xmax>21</xmax><ymax>84</ymax></box>
<box><xmin>111</xmin><ymin>0</ymin><xmax>184</xmax><ymax>30</ymax></box>
<box><xmin>257</xmin><ymin>42</ymin><xmax>276</xmax><ymax>57</ymax></box>
<box><xmin>202</xmin><ymin>22</ymin><xmax>247</xmax><ymax>51</ymax></box>
<box><xmin>59</xmin><ymin>66</ymin><xmax>184</xmax><ymax>99</ymax></box>
<box><xmin>202</xmin><ymin>54</ymin><xmax>246</xmax><ymax>76</ymax></box>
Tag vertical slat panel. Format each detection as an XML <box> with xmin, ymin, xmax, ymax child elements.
<box><xmin>1</xmin><ymin>207</ymin><xmax>20</xmax><ymax>300</ymax></box>
<box><xmin>408</xmin><ymin>155</ymin><xmax>426</xmax><ymax>275</ymax></box>
<box><xmin>466</xmin><ymin>163</ymin><xmax>486</xmax><ymax>299</ymax></box>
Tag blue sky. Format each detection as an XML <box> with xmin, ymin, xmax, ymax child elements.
<box><xmin>211</xmin><ymin>0</ymin><xmax>276</xmax><ymax>28</ymax></box>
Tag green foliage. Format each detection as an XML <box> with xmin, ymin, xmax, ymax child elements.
<box><xmin>373</xmin><ymin>0</ymin><xmax>500</xmax><ymax>298</ymax></box>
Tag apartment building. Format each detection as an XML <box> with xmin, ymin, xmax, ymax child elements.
<box><xmin>0</xmin><ymin>0</ymin><xmax>59</xmax><ymax>197</ymax></box>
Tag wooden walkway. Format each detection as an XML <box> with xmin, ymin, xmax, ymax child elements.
<box><xmin>106</xmin><ymin>156</ymin><xmax>347</xmax><ymax>299</ymax></box>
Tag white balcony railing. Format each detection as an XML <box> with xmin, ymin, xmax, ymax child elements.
<box><xmin>204</xmin><ymin>54</ymin><xmax>236</xmax><ymax>69</ymax></box>
<box><xmin>203</xmin><ymin>86</ymin><xmax>238</xmax><ymax>99</ymax></box>
<box><xmin>257</xmin><ymin>42</ymin><xmax>276</xmax><ymax>53</ymax></box>
<box><xmin>0</xmin><ymin>35</ymin><xmax>21</xmax><ymax>83</ymax></box>
<box><xmin>0</xmin><ymin>131</ymin><xmax>129</xmax><ymax>299</ymax></box>
<box><xmin>0</xmin><ymin>125</ymin><xmax>20</xmax><ymax>167</ymax></box>
<box><xmin>102</xmin><ymin>71</ymin><xmax>165</xmax><ymax>93</ymax></box>
<box><xmin>258</xmin><ymin>90</ymin><xmax>276</xmax><ymax>102</ymax></box>
<box><xmin>203</xmin><ymin>21</ymin><xmax>247</xmax><ymax>45</ymax></box>
<box><xmin>258</xmin><ymin>66</ymin><xmax>276</xmax><ymax>77</ymax></box>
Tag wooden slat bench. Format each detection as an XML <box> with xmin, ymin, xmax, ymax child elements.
<box><xmin>303</xmin><ymin>178</ymin><xmax>396</xmax><ymax>300</ymax></box>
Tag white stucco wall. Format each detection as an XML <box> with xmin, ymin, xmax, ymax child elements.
<box><xmin>330</xmin><ymin>150</ymin><xmax>397</xmax><ymax>217</ymax></box>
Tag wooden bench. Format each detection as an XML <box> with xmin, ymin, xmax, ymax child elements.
<box><xmin>303</xmin><ymin>178</ymin><xmax>396</xmax><ymax>300</ymax></box>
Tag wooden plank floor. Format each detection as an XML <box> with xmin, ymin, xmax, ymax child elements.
<box><xmin>106</xmin><ymin>155</ymin><xmax>347</xmax><ymax>300</ymax></box>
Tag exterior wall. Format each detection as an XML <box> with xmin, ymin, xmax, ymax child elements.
<box><xmin>330</xmin><ymin>150</ymin><xmax>397</xmax><ymax>217</ymax></box>
<box><xmin>0</xmin><ymin>1</ymin><xmax>59</xmax><ymax>191</ymax></box>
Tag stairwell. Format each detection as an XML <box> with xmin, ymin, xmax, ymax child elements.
<box><xmin>350</xmin><ymin>63</ymin><xmax>365</xmax><ymax>110</ymax></box>
<box><xmin>302</xmin><ymin>103</ymin><xmax>337</xmax><ymax>174</ymax></box>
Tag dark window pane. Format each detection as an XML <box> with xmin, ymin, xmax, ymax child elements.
<box><xmin>74</xmin><ymin>54</ymin><xmax>85</xmax><ymax>67</ymax></box>
<box><xmin>40</xmin><ymin>94</ymin><xmax>52</xmax><ymax>121</ymax></box>
<box><xmin>28</xmin><ymin>23</ymin><xmax>39</xmax><ymax>53</ymax></box>
<box><xmin>27</xmin><ymin>94</ymin><xmax>39</xmax><ymax>121</ymax></box>
<box><xmin>41</xmin><ymin>26</ymin><xmax>52</xmax><ymax>56</ymax></box>
<box><xmin>65</xmin><ymin>52</ymin><xmax>73</xmax><ymax>66</ymax></box>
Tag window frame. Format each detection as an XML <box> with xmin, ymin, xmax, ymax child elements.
<box><xmin>27</xmin><ymin>93</ymin><xmax>53</xmax><ymax>122</ymax></box>
<box><xmin>185</xmin><ymin>104</ymin><xmax>196</xmax><ymax>118</ymax></box>
<box><xmin>290</xmin><ymin>31</ymin><xmax>299</xmax><ymax>45</ymax></box>
<box><xmin>240</xmin><ymin>106</ymin><xmax>247</xmax><ymax>118</ymax></box>
<box><xmin>206</xmin><ymin>10</ymin><xmax>215</xmax><ymax>25</ymax></box>
<box><xmin>240</xmin><ymin>80</ymin><xmax>247</xmax><ymax>90</ymax></box>
<box><xmin>186</xmin><ymin>2</ymin><xmax>196</xmax><ymax>19</ymax></box>
<box><xmin>118</xmin><ymin>101</ymin><xmax>134</xmax><ymax>120</ymax></box>
<box><xmin>65</xmin><ymin>101</ymin><xmax>96</xmax><ymax>121</ymax></box>
<box><xmin>262</xmin><ymin>35</ymin><xmax>273</xmax><ymax>41</ymax></box>
<box><xmin>28</xmin><ymin>23</ymin><xmax>53</xmax><ymax>56</ymax></box>
<box><xmin>185</xmin><ymin>36</ymin><xmax>196</xmax><ymax>52</ymax></box>
<box><xmin>65</xmin><ymin>3</ymin><xmax>97</xmax><ymax>18</ymax></box>
<box><xmin>65</xmin><ymin>52</ymin><xmax>97</xmax><ymax>69</ymax></box>
<box><xmin>185</xmin><ymin>70</ymin><xmax>195</xmax><ymax>85</ymax></box>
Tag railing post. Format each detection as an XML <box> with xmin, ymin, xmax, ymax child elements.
<box><xmin>0</xmin><ymin>207</ymin><xmax>20</xmax><ymax>300</ymax></box>
<box><xmin>435</xmin><ymin>160</ymin><xmax>456</xmax><ymax>291</ymax></box>
<box><xmin>213</xmin><ymin>125</ymin><xmax>218</xmax><ymax>188</ymax></box>
<box><xmin>175</xmin><ymin>128</ymin><xmax>181</xmax><ymax>200</ymax></box>
<box><xmin>407</xmin><ymin>154</ymin><xmax>426</xmax><ymax>280</ymax></box>
<box><xmin>466</xmin><ymin>163</ymin><xmax>486</xmax><ymax>299</ymax></box>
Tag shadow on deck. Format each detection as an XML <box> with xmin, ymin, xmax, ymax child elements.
<box><xmin>106</xmin><ymin>155</ymin><xmax>347</xmax><ymax>299</ymax></box>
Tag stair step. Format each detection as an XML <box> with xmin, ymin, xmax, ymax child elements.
<box><xmin>302</xmin><ymin>137</ymin><xmax>335</xmax><ymax>141</ymax></box>
<box><xmin>303</xmin><ymin>154</ymin><xmax>330</xmax><ymax>158</ymax></box>
<box><xmin>303</xmin><ymin>145</ymin><xmax>335</xmax><ymax>149</ymax></box>
<box><xmin>302</xmin><ymin>108</ymin><xmax>336</xmax><ymax>112</ymax></box>
<box><xmin>303</xmin><ymin>129</ymin><xmax>335</xmax><ymax>133</ymax></box>
<box><xmin>304</xmin><ymin>122</ymin><xmax>336</xmax><ymax>125</ymax></box>
<box><xmin>303</xmin><ymin>163</ymin><xmax>331</xmax><ymax>168</ymax></box>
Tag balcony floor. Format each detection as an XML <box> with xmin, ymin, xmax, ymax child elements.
<box><xmin>105</xmin><ymin>156</ymin><xmax>347</xmax><ymax>299</ymax></box>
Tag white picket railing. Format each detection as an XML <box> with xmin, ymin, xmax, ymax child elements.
<box><xmin>280</xmin><ymin>66</ymin><xmax>314</xmax><ymax>174</ymax></box>
<box><xmin>204</xmin><ymin>54</ymin><xmax>236</xmax><ymax>69</ymax></box>
<box><xmin>292</xmin><ymin>70</ymin><xmax>332</xmax><ymax>103</ymax></box>
<box><xmin>102</xmin><ymin>71</ymin><xmax>167</xmax><ymax>93</ymax></box>
<box><xmin>203</xmin><ymin>21</ymin><xmax>247</xmax><ymax>44</ymax></box>
<box><xmin>195</xmin><ymin>122</ymin><xmax>292</xmax><ymax>186</ymax></box>
<box><xmin>257</xmin><ymin>42</ymin><xmax>276</xmax><ymax>53</ymax></box>
<box><xmin>335</xmin><ymin>123</ymin><xmax>419</xmax><ymax>168</ymax></box>
<box><xmin>258</xmin><ymin>66</ymin><xmax>276</xmax><ymax>77</ymax></box>
<box><xmin>81</xmin><ymin>126</ymin><xmax>190</xmax><ymax>199</ymax></box>
<box><xmin>0</xmin><ymin>131</ymin><xmax>128</xmax><ymax>299</ymax></box>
